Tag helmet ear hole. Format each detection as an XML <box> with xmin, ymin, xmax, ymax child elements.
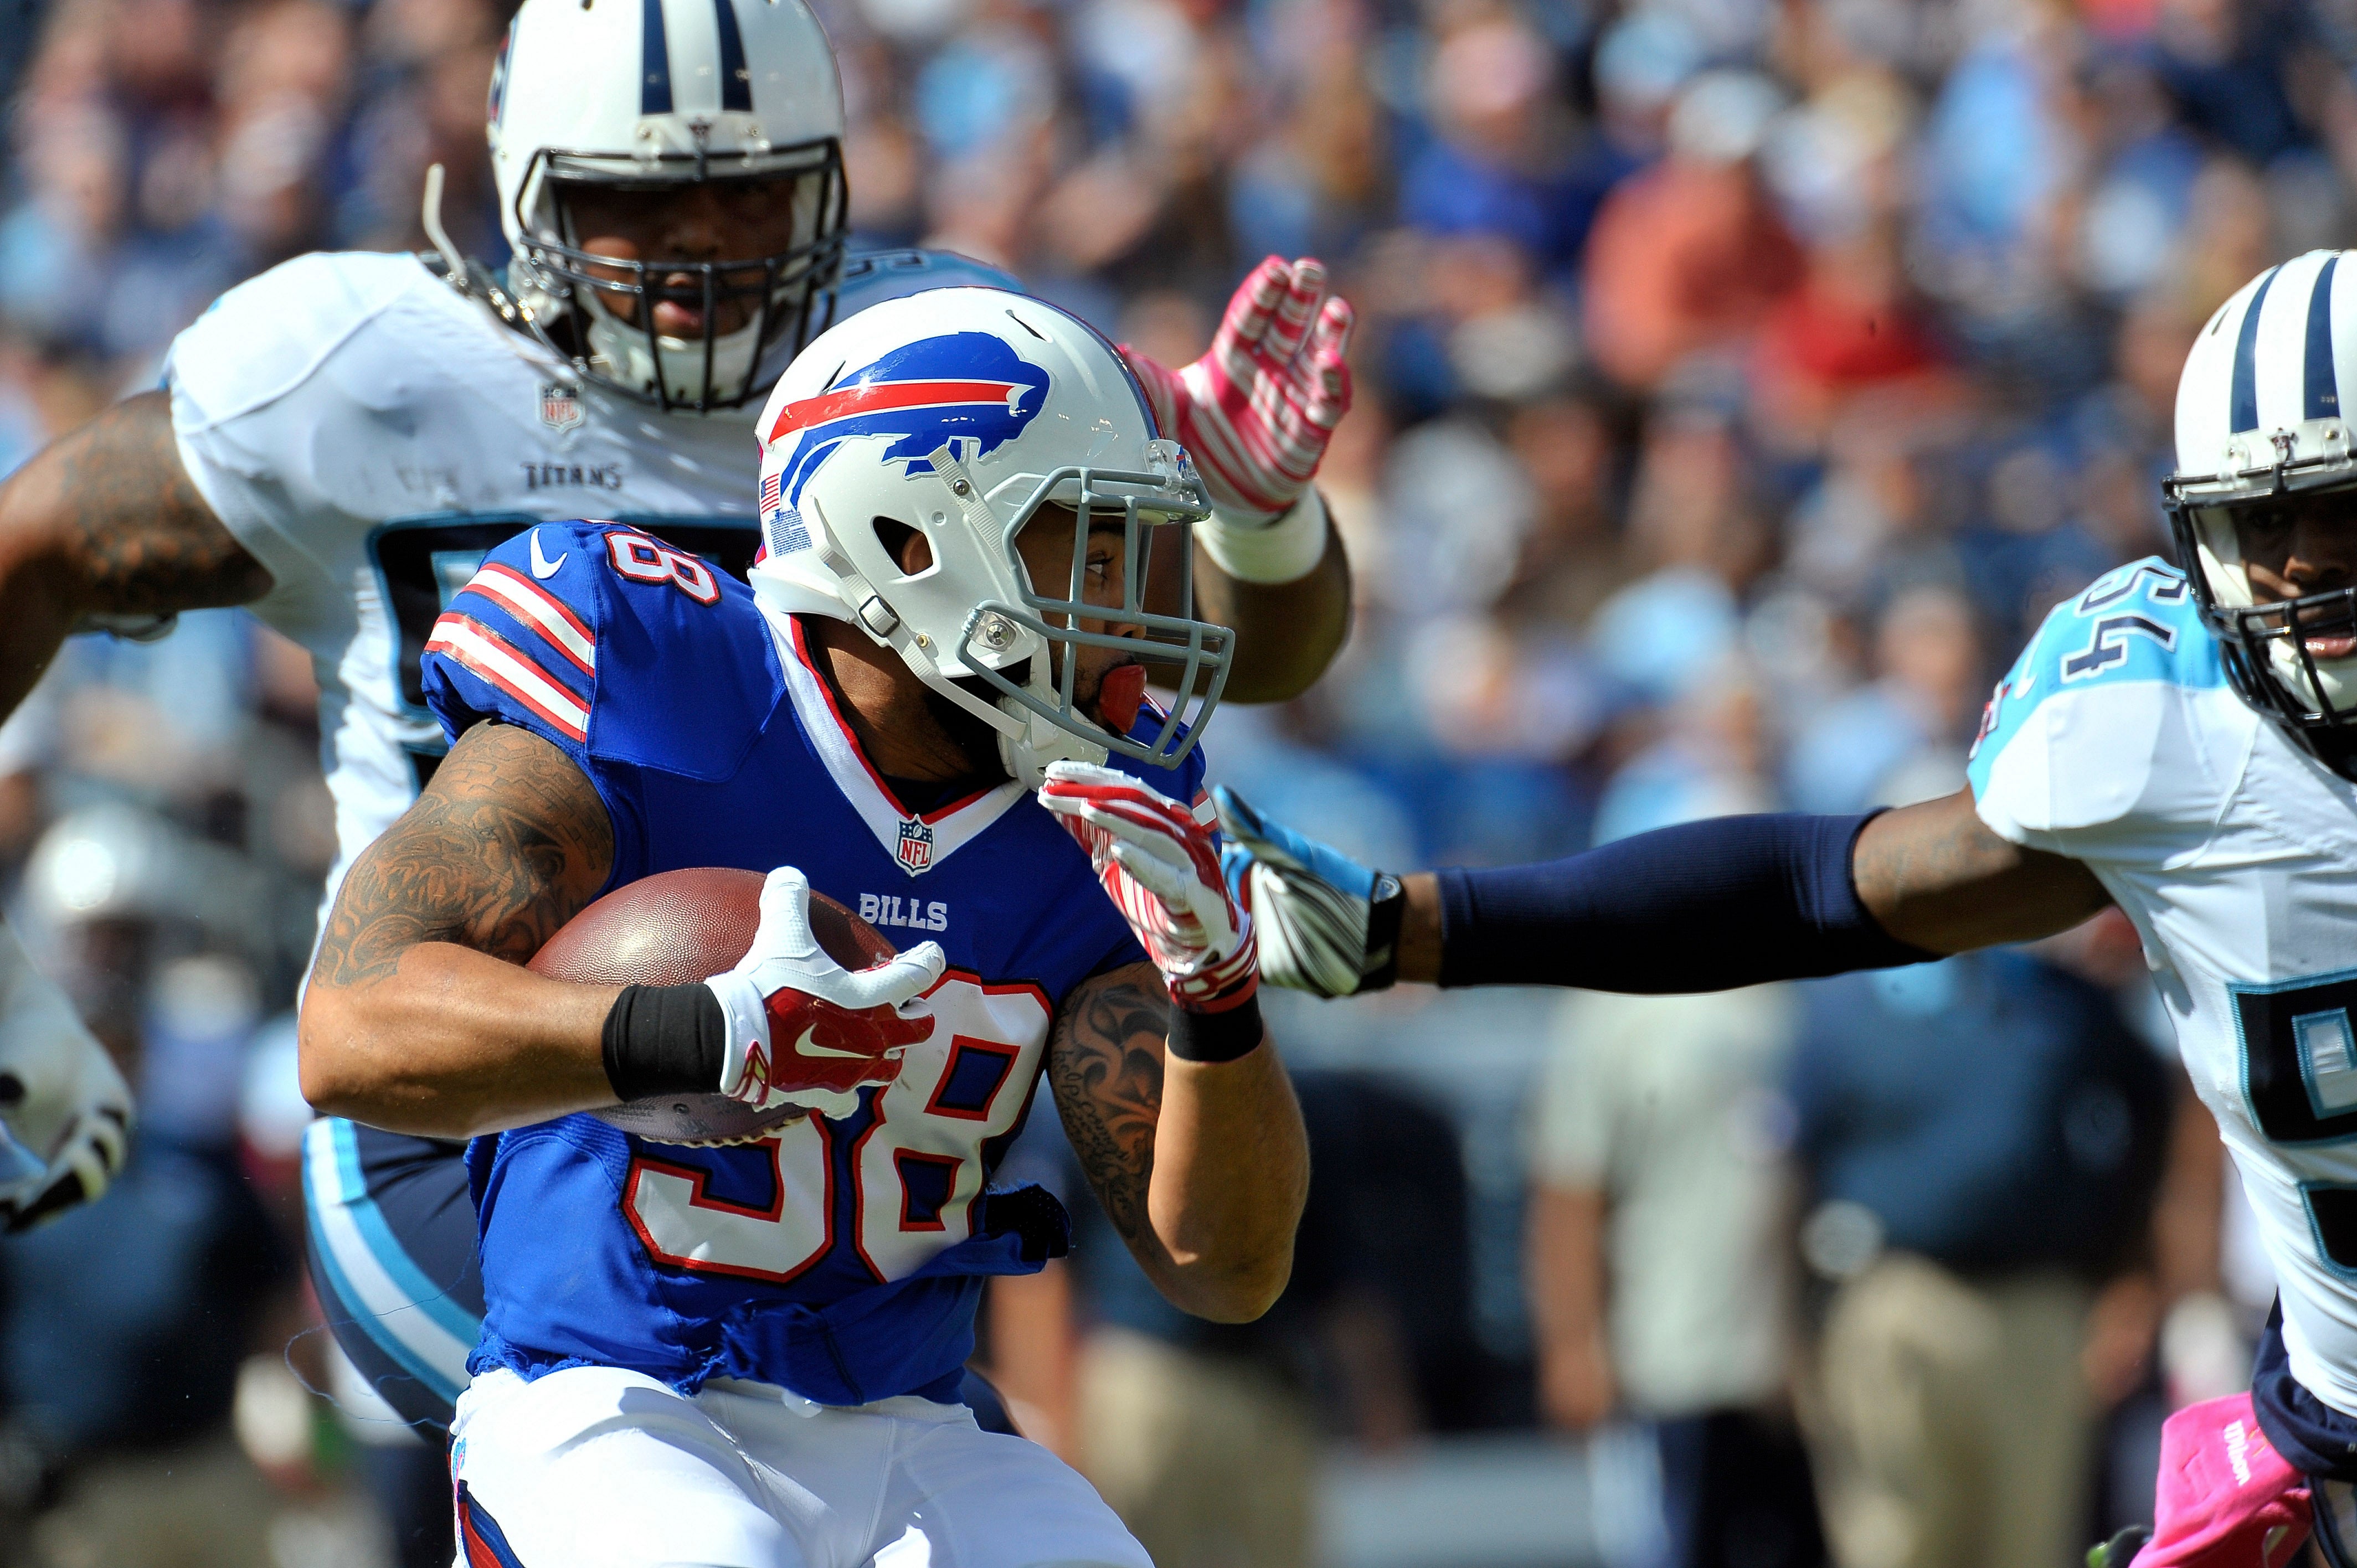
<box><xmin>873</xmin><ymin>517</ymin><xmax>928</xmax><ymax>575</ymax></box>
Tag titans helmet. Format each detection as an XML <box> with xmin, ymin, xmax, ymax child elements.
<box><xmin>748</xmin><ymin>287</ymin><xmax>1232</xmax><ymax>786</ymax></box>
<box><xmin>2168</xmin><ymin>249</ymin><xmax>2357</xmax><ymax>776</ymax></box>
<box><xmin>488</xmin><ymin>0</ymin><xmax>848</xmax><ymax>412</ymax></box>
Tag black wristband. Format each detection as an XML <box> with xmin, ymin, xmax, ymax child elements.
<box><xmin>1166</xmin><ymin>992</ymin><xmax>1265</xmax><ymax>1064</ymax></box>
<box><xmin>603</xmin><ymin>982</ymin><xmax>728</xmax><ymax>1103</ymax></box>
<box><xmin>1359</xmin><ymin>873</ymin><xmax>1406</xmax><ymax>992</ymax></box>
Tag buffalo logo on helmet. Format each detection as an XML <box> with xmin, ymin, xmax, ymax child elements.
<box><xmin>763</xmin><ymin>333</ymin><xmax>1053</xmax><ymax>519</ymax></box>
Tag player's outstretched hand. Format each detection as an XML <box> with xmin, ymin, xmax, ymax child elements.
<box><xmin>0</xmin><ymin>922</ymin><xmax>132</xmax><ymax>1232</ymax></box>
<box><xmin>1212</xmin><ymin>786</ymin><xmax>1404</xmax><ymax>1000</ymax></box>
<box><xmin>1039</xmin><ymin>762</ymin><xmax>1257</xmax><ymax>1010</ymax></box>
<box><xmin>1122</xmin><ymin>256</ymin><xmax>1354</xmax><ymax>522</ymax></box>
<box><xmin>704</xmin><ymin>866</ymin><xmax>945</xmax><ymax>1121</ymax></box>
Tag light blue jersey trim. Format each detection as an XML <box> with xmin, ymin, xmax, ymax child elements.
<box><xmin>1967</xmin><ymin>558</ymin><xmax>2224</xmax><ymax>798</ymax></box>
<box><xmin>301</xmin><ymin>1120</ymin><xmax>477</xmax><ymax>1401</ymax></box>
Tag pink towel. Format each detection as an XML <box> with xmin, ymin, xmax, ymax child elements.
<box><xmin>2138</xmin><ymin>1394</ymin><xmax>2312</xmax><ymax>1566</ymax></box>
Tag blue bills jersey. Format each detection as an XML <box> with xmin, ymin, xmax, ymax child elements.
<box><xmin>418</xmin><ymin>518</ymin><xmax>1207</xmax><ymax>1407</ymax></box>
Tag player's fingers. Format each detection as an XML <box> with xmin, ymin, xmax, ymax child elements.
<box><xmin>1211</xmin><ymin>786</ymin><xmax>1308</xmax><ymax>876</ymax></box>
<box><xmin>756</xmin><ymin>865</ymin><xmax>819</xmax><ymax>955</ymax></box>
<box><xmin>1108</xmin><ymin>840</ymin><xmax>1192</xmax><ymax>904</ymax></box>
<box><xmin>836</xmin><ymin>941</ymin><xmax>948</xmax><ymax>1009</ymax></box>
<box><xmin>1263</xmin><ymin>259</ymin><xmax>1327</xmax><ymax>365</ymax></box>
<box><xmin>1300</xmin><ymin>299</ymin><xmax>1356</xmax><ymax>430</ymax></box>
<box><xmin>1211</xmin><ymin>257</ymin><xmax>1290</xmax><ymax>361</ymax></box>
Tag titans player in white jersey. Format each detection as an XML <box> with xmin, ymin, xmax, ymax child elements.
<box><xmin>1217</xmin><ymin>246</ymin><xmax>2357</xmax><ymax>1564</ymax></box>
<box><xmin>0</xmin><ymin>0</ymin><xmax>1355</xmax><ymax>1452</ymax></box>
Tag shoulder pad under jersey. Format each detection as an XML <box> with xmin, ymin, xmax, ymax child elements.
<box><xmin>420</xmin><ymin>520</ymin><xmax>783</xmax><ymax>782</ymax></box>
<box><xmin>1968</xmin><ymin>558</ymin><xmax>2243</xmax><ymax>853</ymax></box>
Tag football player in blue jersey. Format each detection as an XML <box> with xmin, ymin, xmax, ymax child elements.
<box><xmin>0</xmin><ymin>0</ymin><xmax>1354</xmax><ymax>1464</ymax></box>
<box><xmin>1220</xmin><ymin>250</ymin><xmax>2357</xmax><ymax>1566</ymax></box>
<box><xmin>294</xmin><ymin>286</ymin><xmax>1308</xmax><ymax>1567</ymax></box>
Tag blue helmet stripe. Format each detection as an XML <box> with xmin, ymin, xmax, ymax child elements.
<box><xmin>641</xmin><ymin>0</ymin><xmax>673</xmax><ymax>115</ymax></box>
<box><xmin>2307</xmin><ymin>254</ymin><xmax>2342</xmax><ymax>420</ymax></box>
<box><xmin>2232</xmin><ymin>264</ymin><xmax>2281</xmax><ymax>436</ymax></box>
<box><xmin>713</xmin><ymin>0</ymin><xmax>751</xmax><ymax>112</ymax></box>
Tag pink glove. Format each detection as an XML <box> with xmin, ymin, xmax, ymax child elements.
<box><xmin>2138</xmin><ymin>1394</ymin><xmax>2312</xmax><ymax>1566</ymax></box>
<box><xmin>1037</xmin><ymin>762</ymin><xmax>1258</xmax><ymax>1011</ymax></box>
<box><xmin>1123</xmin><ymin>256</ymin><xmax>1354</xmax><ymax>520</ymax></box>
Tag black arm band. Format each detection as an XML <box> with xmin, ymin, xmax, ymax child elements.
<box><xmin>1166</xmin><ymin>992</ymin><xmax>1265</xmax><ymax>1064</ymax></box>
<box><xmin>603</xmin><ymin>983</ymin><xmax>728</xmax><ymax>1103</ymax></box>
<box><xmin>1435</xmin><ymin>811</ymin><xmax>1937</xmax><ymax>992</ymax></box>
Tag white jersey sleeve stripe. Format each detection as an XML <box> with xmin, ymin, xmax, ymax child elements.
<box><xmin>426</xmin><ymin>613</ymin><xmax>591</xmax><ymax>743</ymax></box>
<box><xmin>461</xmin><ymin>564</ymin><xmax>599</xmax><ymax>675</ymax></box>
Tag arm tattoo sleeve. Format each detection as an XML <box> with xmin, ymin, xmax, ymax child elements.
<box><xmin>43</xmin><ymin>391</ymin><xmax>272</xmax><ymax>614</ymax></box>
<box><xmin>311</xmin><ymin>723</ymin><xmax>614</xmax><ymax>991</ymax></box>
<box><xmin>1047</xmin><ymin>963</ymin><xmax>1169</xmax><ymax>1246</ymax></box>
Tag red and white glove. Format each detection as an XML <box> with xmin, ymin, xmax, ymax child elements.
<box><xmin>1038</xmin><ymin>762</ymin><xmax>1257</xmax><ymax>1010</ymax></box>
<box><xmin>0</xmin><ymin>920</ymin><xmax>131</xmax><ymax>1232</ymax></box>
<box><xmin>704</xmin><ymin>868</ymin><xmax>946</xmax><ymax>1121</ymax></box>
<box><xmin>1123</xmin><ymin>256</ymin><xmax>1355</xmax><ymax>522</ymax></box>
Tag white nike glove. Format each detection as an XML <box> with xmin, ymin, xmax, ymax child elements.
<box><xmin>1037</xmin><ymin>762</ymin><xmax>1257</xmax><ymax>1009</ymax></box>
<box><xmin>0</xmin><ymin>920</ymin><xmax>131</xmax><ymax>1230</ymax></box>
<box><xmin>703</xmin><ymin>867</ymin><xmax>946</xmax><ymax>1121</ymax></box>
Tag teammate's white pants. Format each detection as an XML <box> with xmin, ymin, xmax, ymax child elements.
<box><xmin>450</xmin><ymin>1366</ymin><xmax>1153</xmax><ymax>1568</ymax></box>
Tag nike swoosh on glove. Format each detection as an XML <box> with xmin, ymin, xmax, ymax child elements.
<box><xmin>1212</xmin><ymin>786</ymin><xmax>1403</xmax><ymax>999</ymax></box>
<box><xmin>0</xmin><ymin>920</ymin><xmax>132</xmax><ymax>1232</ymax></box>
<box><xmin>1038</xmin><ymin>762</ymin><xmax>1257</xmax><ymax>1010</ymax></box>
<box><xmin>704</xmin><ymin>867</ymin><xmax>946</xmax><ymax>1121</ymax></box>
<box><xmin>1123</xmin><ymin>256</ymin><xmax>1354</xmax><ymax>521</ymax></box>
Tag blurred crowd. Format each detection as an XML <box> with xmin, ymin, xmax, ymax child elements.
<box><xmin>4</xmin><ymin>0</ymin><xmax>2353</xmax><ymax>1561</ymax></box>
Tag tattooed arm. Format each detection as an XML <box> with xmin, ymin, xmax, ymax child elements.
<box><xmin>1046</xmin><ymin>961</ymin><xmax>1309</xmax><ymax>1322</ymax></box>
<box><xmin>0</xmin><ymin>390</ymin><xmax>272</xmax><ymax>720</ymax></box>
<box><xmin>297</xmin><ymin>721</ymin><xmax>621</xmax><ymax>1138</ymax></box>
<box><xmin>1382</xmin><ymin>786</ymin><xmax>2111</xmax><ymax>984</ymax></box>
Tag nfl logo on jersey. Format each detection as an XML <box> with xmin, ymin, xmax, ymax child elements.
<box><xmin>897</xmin><ymin>818</ymin><xmax>934</xmax><ymax>873</ymax></box>
<box><xmin>539</xmin><ymin>381</ymin><xmax>584</xmax><ymax>434</ymax></box>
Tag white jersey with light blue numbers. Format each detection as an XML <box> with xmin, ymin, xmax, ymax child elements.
<box><xmin>163</xmin><ymin>244</ymin><xmax>1021</xmax><ymax>924</ymax></box>
<box><xmin>1970</xmin><ymin>556</ymin><xmax>2357</xmax><ymax>1414</ymax></box>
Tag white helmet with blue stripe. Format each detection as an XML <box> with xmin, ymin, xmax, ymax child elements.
<box><xmin>488</xmin><ymin>0</ymin><xmax>848</xmax><ymax>412</ymax></box>
<box><xmin>2169</xmin><ymin>249</ymin><xmax>2357</xmax><ymax>773</ymax></box>
<box><xmin>749</xmin><ymin>286</ymin><xmax>1231</xmax><ymax>786</ymax></box>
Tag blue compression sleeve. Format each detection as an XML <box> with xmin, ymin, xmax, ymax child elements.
<box><xmin>1434</xmin><ymin>812</ymin><xmax>1937</xmax><ymax>992</ymax></box>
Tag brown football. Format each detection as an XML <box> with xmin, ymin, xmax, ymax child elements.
<box><xmin>528</xmin><ymin>867</ymin><xmax>897</xmax><ymax>1146</ymax></box>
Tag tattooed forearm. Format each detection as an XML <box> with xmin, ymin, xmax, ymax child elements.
<box><xmin>17</xmin><ymin>391</ymin><xmax>272</xmax><ymax>616</ymax></box>
<box><xmin>1048</xmin><ymin>964</ymin><xmax>1170</xmax><ymax>1245</ymax></box>
<box><xmin>312</xmin><ymin>723</ymin><xmax>613</xmax><ymax>990</ymax></box>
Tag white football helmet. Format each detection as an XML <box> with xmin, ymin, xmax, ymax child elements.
<box><xmin>750</xmin><ymin>287</ymin><xmax>1231</xmax><ymax>786</ymax></box>
<box><xmin>488</xmin><ymin>0</ymin><xmax>848</xmax><ymax>412</ymax></box>
<box><xmin>2169</xmin><ymin>248</ymin><xmax>2357</xmax><ymax>773</ymax></box>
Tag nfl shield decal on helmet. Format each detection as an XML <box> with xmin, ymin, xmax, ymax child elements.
<box><xmin>539</xmin><ymin>381</ymin><xmax>584</xmax><ymax>434</ymax></box>
<box><xmin>898</xmin><ymin>817</ymin><xmax>935</xmax><ymax>873</ymax></box>
<box><xmin>763</xmin><ymin>332</ymin><xmax>1052</xmax><ymax>510</ymax></box>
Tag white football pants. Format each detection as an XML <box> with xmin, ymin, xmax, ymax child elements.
<box><xmin>449</xmin><ymin>1366</ymin><xmax>1153</xmax><ymax>1568</ymax></box>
